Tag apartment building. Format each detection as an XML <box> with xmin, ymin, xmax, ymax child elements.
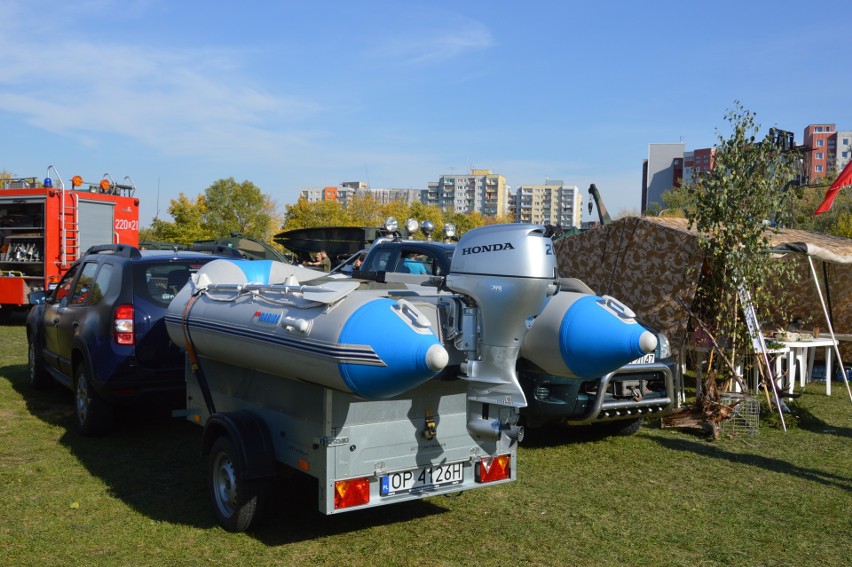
<box><xmin>300</xmin><ymin>187</ymin><xmax>340</xmax><ymax>202</ymax></box>
<box><xmin>299</xmin><ymin>170</ymin><xmax>584</xmax><ymax>225</ymax></box>
<box><xmin>513</xmin><ymin>180</ymin><xmax>582</xmax><ymax>227</ymax></box>
<box><xmin>803</xmin><ymin>124</ymin><xmax>836</xmax><ymax>182</ymax></box>
<box><xmin>424</xmin><ymin>169</ymin><xmax>508</xmax><ymax>217</ymax></box>
<box><xmin>683</xmin><ymin>147</ymin><xmax>716</xmax><ymax>185</ymax></box>
<box><xmin>365</xmin><ymin>188</ymin><xmax>423</xmax><ymax>205</ymax></box>
<box><xmin>300</xmin><ymin>182</ymin><xmax>422</xmax><ymax>206</ymax></box>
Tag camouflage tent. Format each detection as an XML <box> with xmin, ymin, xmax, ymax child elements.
<box><xmin>555</xmin><ymin>216</ymin><xmax>852</xmax><ymax>360</ymax></box>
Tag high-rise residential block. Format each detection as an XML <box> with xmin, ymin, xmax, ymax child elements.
<box><xmin>803</xmin><ymin>124</ymin><xmax>836</xmax><ymax>182</ymax></box>
<box><xmin>425</xmin><ymin>169</ymin><xmax>508</xmax><ymax>217</ymax></box>
<box><xmin>301</xmin><ymin>182</ymin><xmax>421</xmax><ymax>206</ymax></box>
<box><xmin>513</xmin><ymin>180</ymin><xmax>582</xmax><ymax>227</ymax></box>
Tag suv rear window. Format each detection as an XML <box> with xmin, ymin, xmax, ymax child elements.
<box><xmin>136</xmin><ymin>262</ymin><xmax>205</xmax><ymax>306</ymax></box>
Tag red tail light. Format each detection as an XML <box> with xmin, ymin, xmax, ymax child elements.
<box><xmin>113</xmin><ymin>304</ymin><xmax>134</xmax><ymax>345</ymax></box>
<box><xmin>475</xmin><ymin>454</ymin><xmax>511</xmax><ymax>483</ymax></box>
<box><xmin>334</xmin><ymin>477</ymin><xmax>371</xmax><ymax>509</ymax></box>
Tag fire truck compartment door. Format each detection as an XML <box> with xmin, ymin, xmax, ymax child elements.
<box><xmin>0</xmin><ymin>277</ymin><xmax>27</xmax><ymax>304</ymax></box>
<box><xmin>78</xmin><ymin>199</ymin><xmax>116</xmax><ymax>250</ymax></box>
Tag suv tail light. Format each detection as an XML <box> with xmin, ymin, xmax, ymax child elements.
<box><xmin>113</xmin><ymin>304</ymin><xmax>135</xmax><ymax>345</ymax></box>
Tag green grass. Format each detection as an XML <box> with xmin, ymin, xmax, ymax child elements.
<box><xmin>1</xmin><ymin>322</ymin><xmax>850</xmax><ymax>566</ymax></box>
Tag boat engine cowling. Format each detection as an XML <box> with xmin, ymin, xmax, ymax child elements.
<box><xmin>445</xmin><ymin>224</ymin><xmax>559</xmax><ymax>410</ymax></box>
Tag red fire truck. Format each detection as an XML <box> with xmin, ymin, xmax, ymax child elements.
<box><xmin>0</xmin><ymin>166</ymin><xmax>139</xmax><ymax>320</ymax></box>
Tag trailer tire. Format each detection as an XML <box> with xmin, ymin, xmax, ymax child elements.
<box><xmin>28</xmin><ymin>339</ymin><xmax>52</xmax><ymax>390</ymax></box>
<box><xmin>209</xmin><ymin>435</ymin><xmax>267</xmax><ymax>532</ymax></box>
<box><xmin>75</xmin><ymin>363</ymin><xmax>113</xmax><ymax>436</ymax></box>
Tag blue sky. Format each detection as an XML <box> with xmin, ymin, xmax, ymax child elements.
<box><xmin>2</xmin><ymin>0</ymin><xmax>850</xmax><ymax>226</ymax></box>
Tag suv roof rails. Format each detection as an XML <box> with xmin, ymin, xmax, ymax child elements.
<box><xmin>84</xmin><ymin>244</ymin><xmax>142</xmax><ymax>259</ymax></box>
<box><xmin>186</xmin><ymin>244</ymin><xmax>243</xmax><ymax>258</ymax></box>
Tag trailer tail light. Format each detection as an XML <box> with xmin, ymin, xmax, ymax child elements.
<box><xmin>113</xmin><ymin>304</ymin><xmax>134</xmax><ymax>345</ymax></box>
<box><xmin>334</xmin><ymin>477</ymin><xmax>371</xmax><ymax>510</ymax></box>
<box><xmin>475</xmin><ymin>454</ymin><xmax>511</xmax><ymax>484</ymax></box>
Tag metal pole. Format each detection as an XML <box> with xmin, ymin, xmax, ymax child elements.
<box><xmin>808</xmin><ymin>256</ymin><xmax>852</xmax><ymax>402</ymax></box>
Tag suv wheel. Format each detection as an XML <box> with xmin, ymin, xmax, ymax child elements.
<box><xmin>598</xmin><ymin>417</ymin><xmax>645</xmax><ymax>436</ymax></box>
<box><xmin>27</xmin><ymin>339</ymin><xmax>52</xmax><ymax>389</ymax></box>
<box><xmin>75</xmin><ymin>364</ymin><xmax>113</xmax><ymax>436</ymax></box>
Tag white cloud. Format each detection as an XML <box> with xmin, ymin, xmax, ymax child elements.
<box><xmin>366</xmin><ymin>21</ymin><xmax>494</xmax><ymax>66</ymax></box>
<box><xmin>0</xmin><ymin>33</ymin><xmax>323</xmax><ymax>162</ymax></box>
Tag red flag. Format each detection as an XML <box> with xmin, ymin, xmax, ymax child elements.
<box><xmin>815</xmin><ymin>160</ymin><xmax>852</xmax><ymax>215</ymax></box>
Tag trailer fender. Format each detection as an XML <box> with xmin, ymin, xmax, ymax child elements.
<box><xmin>201</xmin><ymin>411</ymin><xmax>277</xmax><ymax>480</ymax></box>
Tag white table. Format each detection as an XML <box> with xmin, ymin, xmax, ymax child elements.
<box><xmin>750</xmin><ymin>346</ymin><xmax>790</xmax><ymax>394</ymax></box>
<box><xmin>775</xmin><ymin>337</ymin><xmax>838</xmax><ymax>395</ymax></box>
<box><xmin>683</xmin><ymin>344</ymin><xmax>788</xmax><ymax>396</ymax></box>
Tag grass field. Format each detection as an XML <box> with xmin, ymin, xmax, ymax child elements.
<box><xmin>1</xmin><ymin>322</ymin><xmax>850</xmax><ymax>566</ymax></box>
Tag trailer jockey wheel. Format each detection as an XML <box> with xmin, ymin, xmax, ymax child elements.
<box><xmin>208</xmin><ymin>436</ymin><xmax>268</xmax><ymax>532</ymax></box>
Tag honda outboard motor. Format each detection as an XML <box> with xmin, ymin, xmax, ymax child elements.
<box><xmin>445</xmin><ymin>224</ymin><xmax>558</xmax><ymax>439</ymax></box>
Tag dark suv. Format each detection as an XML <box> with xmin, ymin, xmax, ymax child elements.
<box><xmin>26</xmin><ymin>244</ymin><xmax>226</xmax><ymax>435</ymax></box>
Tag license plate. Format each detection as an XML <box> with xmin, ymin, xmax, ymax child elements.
<box><xmin>380</xmin><ymin>461</ymin><xmax>464</xmax><ymax>496</ymax></box>
<box><xmin>629</xmin><ymin>353</ymin><xmax>655</xmax><ymax>365</ymax></box>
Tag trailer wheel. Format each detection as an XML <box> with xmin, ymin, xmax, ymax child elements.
<box><xmin>74</xmin><ymin>364</ymin><xmax>113</xmax><ymax>436</ymax></box>
<box><xmin>28</xmin><ymin>339</ymin><xmax>52</xmax><ymax>389</ymax></box>
<box><xmin>209</xmin><ymin>435</ymin><xmax>267</xmax><ymax>532</ymax></box>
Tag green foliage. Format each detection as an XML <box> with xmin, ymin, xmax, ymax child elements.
<box><xmin>281</xmin><ymin>198</ymin><xmax>349</xmax><ymax>231</ymax></box>
<box><xmin>687</xmin><ymin>103</ymin><xmax>801</xmax><ymax>381</ymax></box>
<box><xmin>659</xmin><ymin>185</ymin><xmax>696</xmax><ymax>218</ymax></box>
<box><xmin>144</xmin><ymin>193</ymin><xmax>210</xmax><ymax>245</ymax></box>
<box><xmin>143</xmin><ymin>179</ymin><xmax>279</xmax><ymax>245</ymax></box>
<box><xmin>202</xmin><ymin>177</ymin><xmax>279</xmax><ymax>241</ymax></box>
<box><xmin>643</xmin><ymin>201</ymin><xmax>665</xmax><ymax>216</ymax></box>
<box><xmin>446</xmin><ymin>211</ymin><xmax>484</xmax><ymax>235</ymax></box>
<box><xmin>787</xmin><ymin>173</ymin><xmax>852</xmax><ymax>235</ymax></box>
<box><xmin>346</xmin><ymin>193</ymin><xmax>385</xmax><ymax>228</ymax></box>
<box><xmin>481</xmin><ymin>213</ymin><xmax>515</xmax><ymax>225</ymax></box>
<box><xmin>282</xmin><ymin>197</ymin><xmax>486</xmax><ymax>240</ymax></box>
<box><xmin>379</xmin><ymin>199</ymin><xmax>413</xmax><ymax>226</ymax></box>
<box><xmin>835</xmin><ymin>212</ymin><xmax>852</xmax><ymax>238</ymax></box>
<box><xmin>405</xmin><ymin>203</ymin><xmax>445</xmax><ymax>240</ymax></box>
